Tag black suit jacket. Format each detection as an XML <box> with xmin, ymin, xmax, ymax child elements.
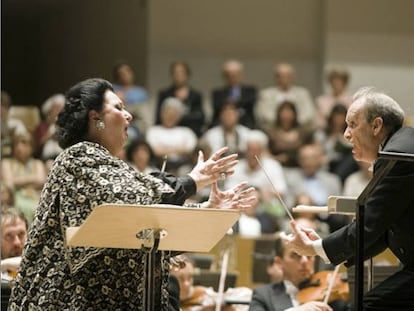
<box><xmin>249</xmin><ymin>282</ymin><xmax>293</xmax><ymax>311</ymax></box>
<box><xmin>156</xmin><ymin>86</ymin><xmax>205</xmax><ymax>136</ymax></box>
<box><xmin>211</xmin><ymin>85</ymin><xmax>257</xmax><ymax>129</ymax></box>
<box><xmin>323</xmin><ymin>127</ymin><xmax>414</xmax><ymax>268</ymax></box>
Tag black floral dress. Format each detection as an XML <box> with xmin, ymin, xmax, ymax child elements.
<box><xmin>8</xmin><ymin>141</ymin><xmax>196</xmax><ymax>310</ymax></box>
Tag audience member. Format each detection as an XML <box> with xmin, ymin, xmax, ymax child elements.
<box><xmin>285</xmin><ymin>144</ymin><xmax>348</xmax><ymax>233</ymax></box>
<box><xmin>146</xmin><ymin>97</ymin><xmax>198</xmax><ymax>173</ymax></box>
<box><xmin>112</xmin><ymin>61</ymin><xmax>149</xmax><ymax>137</ymax></box>
<box><xmin>249</xmin><ymin>234</ymin><xmax>348</xmax><ymax>311</ymax></box>
<box><xmin>315</xmin><ymin>68</ymin><xmax>352</xmax><ymax>130</ymax></box>
<box><xmin>1</xmin><ymin>208</ymin><xmax>28</xmax><ymax>277</ymax></box>
<box><xmin>316</xmin><ymin>104</ymin><xmax>358</xmax><ymax>182</ymax></box>
<box><xmin>211</xmin><ymin>60</ymin><xmax>257</xmax><ymax>129</ymax></box>
<box><xmin>267</xmin><ymin>100</ymin><xmax>312</xmax><ymax>168</ymax></box>
<box><xmin>1</xmin><ymin>184</ymin><xmax>15</xmax><ymax>210</ymax></box>
<box><xmin>1</xmin><ymin>91</ymin><xmax>28</xmax><ymax>158</ymax></box>
<box><xmin>125</xmin><ymin>138</ymin><xmax>158</xmax><ymax>174</ymax></box>
<box><xmin>342</xmin><ymin>161</ymin><xmax>372</xmax><ymax>197</ymax></box>
<box><xmin>201</xmin><ymin>100</ymin><xmax>251</xmax><ymax>156</ymax></box>
<box><xmin>156</xmin><ymin>61</ymin><xmax>205</xmax><ymax>137</ymax></box>
<box><xmin>226</xmin><ymin>130</ymin><xmax>287</xmax><ymax>206</ymax></box>
<box><xmin>1</xmin><ymin>132</ymin><xmax>47</xmax><ymax>224</ymax></box>
<box><xmin>256</xmin><ymin>63</ymin><xmax>315</xmax><ymax>131</ymax></box>
<box><xmin>234</xmin><ymin>187</ymin><xmax>281</xmax><ymax>237</ymax></box>
<box><xmin>33</xmin><ymin>93</ymin><xmax>65</xmax><ymax>162</ymax></box>
<box><xmin>112</xmin><ymin>60</ymin><xmax>148</xmax><ymax>106</ymax></box>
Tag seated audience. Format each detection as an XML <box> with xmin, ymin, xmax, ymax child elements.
<box><xmin>267</xmin><ymin>100</ymin><xmax>312</xmax><ymax>167</ymax></box>
<box><xmin>315</xmin><ymin>68</ymin><xmax>352</xmax><ymax>130</ymax></box>
<box><xmin>1</xmin><ymin>132</ymin><xmax>47</xmax><ymax>224</ymax></box>
<box><xmin>249</xmin><ymin>234</ymin><xmax>349</xmax><ymax>311</ymax></box>
<box><xmin>125</xmin><ymin>138</ymin><xmax>158</xmax><ymax>174</ymax></box>
<box><xmin>112</xmin><ymin>60</ymin><xmax>149</xmax><ymax>136</ymax></box>
<box><xmin>342</xmin><ymin>161</ymin><xmax>372</xmax><ymax>197</ymax></box>
<box><xmin>1</xmin><ymin>91</ymin><xmax>28</xmax><ymax>158</ymax></box>
<box><xmin>225</xmin><ymin>130</ymin><xmax>287</xmax><ymax>209</ymax></box>
<box><xmin>146</xmin><ymin>97</ymin><xmax>198</xmax><ymax>173</ymax></box>
<box><xmin>33</xmin><ymin>93</ymin><xmax>65</xmax><ymax>163</ymax></box>
<box><xmin>211</xmin><ymin>60</ymin><xmax>257</xmax><ymax>129</ymax></box>
<box><xmin>285</xmin><ymin>144</ymin><xmax>348</xmax><ymax>233</ymax></box>
<box><xmin>112</xmin><ymin>60</ymin><xmax>148</xmax><ymax>106</ymax></box>
<box><xmin>201</xmin><ymin>100</ymin><xmax>251</xmax><ymax>156</ymax></box>
<box><xmin>234</xmin><ymin>187</ymin><xmax>281</xmax><ymax>237</ymax></box>
<box><xmin>256</xmin><ymin>63</ymin><xmax>315</xmax><ymax>131</ymax></box>
<box><xmin>315</xmin><ymin>104</ymin><xmax>358</xmax><ymax>183</ymax></box>
<box><xmin>156</xmin><ymin>61</ymin><xmax>205</xmax><ymax>137</ymax></box>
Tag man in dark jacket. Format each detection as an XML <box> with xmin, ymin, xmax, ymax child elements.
<box><xmin>284</xmin><ymin>87</ymin><xmax>414</xmax><ymax>310</ymax></box>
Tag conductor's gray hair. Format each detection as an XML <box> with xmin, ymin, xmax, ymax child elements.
<box><xmin>353</xmin><ymin>87</ymin><xmax>405</xmax><ymax>135</ymax></box>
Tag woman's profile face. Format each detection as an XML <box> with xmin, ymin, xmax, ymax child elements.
<box><xmin>95</xmin><ymin>90</ymin><xmax>132</xmax><ymax>156</ymax></box>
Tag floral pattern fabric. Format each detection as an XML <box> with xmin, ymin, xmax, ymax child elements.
<box><xmin>9</xmin><ymin>141</ymin><xmax>191</xmax><ymax>310</ymax></box>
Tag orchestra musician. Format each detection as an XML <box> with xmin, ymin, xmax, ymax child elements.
<box><xmin>283</xmin><ymin>87</ymin><xmax>414</xmax><ymax>310</ymax></box>
<box><xmin>249</xmin><ymin>223</ymin><xmax>349</xmax><ymax>311</ymax></box>
<box><xmin>171</xmin><ymin>255</ymin><xmax>236</xmax><ymax>311</ymax></box>
<box><xmin>7</xmin><ymin>78</ymin><xmax>257</xmax><ymax>310</ymax></box>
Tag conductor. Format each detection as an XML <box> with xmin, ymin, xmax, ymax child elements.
<box><xmin>283</xmin><ymin>87</ymin><xmax>414</xmax><ymax>310</ymax></box>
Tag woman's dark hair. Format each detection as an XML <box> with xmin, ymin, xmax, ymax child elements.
<box><xmin>275</xmin><ymin>100</ymin><xmax>299</xmax><ymax>128</ymax></box>
<box><xmin>169</xmin><ymin>61</ymin><xmax>191</xmax><ymax>77</ymax></box>
<box><xmin>125</xmin><ymin>138</ymin><xmax>154</xmax><ymax>164</ymax></box>
<box><xmin>56</xmin><ymin>78</ymin><xmax>113</xmax><ymax>149</ymax></box>
<box><xmin>326</xmin><ymin>103</ymin><xmax>348</xmax><ymax>135</ymax></box>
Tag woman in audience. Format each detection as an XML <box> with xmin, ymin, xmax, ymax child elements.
<box><xmin>1</xmin><ymin>132</ymin><xmax>47</xmax><ymax>224</ymax></box>
<box><xmin>147</xmin><ymin>97</ymin><xmax>198</xmax><ymax>173</ymax></box>
<box><xmin>266</xmin><ymin>100</ymin><xmax>311</xmax><ymax>168</ymax></box>
<box><xmin>155</xmin><ymin>61</ymin><xmax>205</xmax><ymax>137</ymax></box>
<box><xmin>33</xmin><ymin>93</ymin><xmax>65</xmax><ymax>163</ymax></box>
<box><xmin>125</xmin><ymin>138</ymin><xmax>158</xmax><ymax>174</ymax></box>
<box><xmin>315</xmin><ymin>67</ymin><xmax>352</xmax><ymax>129</ymax></box>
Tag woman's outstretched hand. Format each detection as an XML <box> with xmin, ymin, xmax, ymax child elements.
<box><xmin>207</xmin><ymin>181</ymin><xmax>257</xmax><ymax>210</ymax></box>
<box><xmin>188</xmin><ymin>147</ymin><xmax>238</xmax><ymax>191</ymax></box>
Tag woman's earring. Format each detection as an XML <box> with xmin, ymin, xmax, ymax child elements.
<box><xmin>95</xmin><ymin>120</ymin><xmax>105</xmax><ymax>131</ymax></box>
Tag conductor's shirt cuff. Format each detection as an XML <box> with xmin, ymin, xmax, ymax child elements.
<box><xmin>312</xmin><ymin>239</ymin><xmax>330</xmax><ymax>264</ymax></box>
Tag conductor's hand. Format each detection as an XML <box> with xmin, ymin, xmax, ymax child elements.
<box><xmin>188</xmin><ymin>147</ymin><xmax>238</xmax><ymax>191</ymax></box>
<box><xmin>280</xmin><ymin>220</ymin><xmax>319</xmax><ymax>257</ymax></box>
<box><xmin>208</xmin><ymin>182</ymin><xmax>257</xmax><ymax>210</ymax></box>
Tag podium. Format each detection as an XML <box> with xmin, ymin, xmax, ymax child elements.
<box><xmin>66</xmin><ymin>204</ymin><xmax>240</xmax><ymax>311</ymax></box>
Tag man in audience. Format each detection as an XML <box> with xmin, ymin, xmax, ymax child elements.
<box><xmin>1</xmin><ymin>208</ymin><xmax>28</xmax><ymax>278</ymax></box>
<box><xmin>256</xmin><ymin>63</ymin><xmax>315</xmax><ymax>131</ymax></box>
<box><xmin>225</xmin><ymin>130</ymin><xmax>287</xmax><ymax>211</ymax></box>
<box><xmin>201</xmin><ymin>100</ymin><xmax>251</xmax><ymax>156</ymax></box>
<box><xmin>211</xmin><ymin>60</ymin><xmax>257</xmax><ymax>129</ymax></box>
<box><xmin>285</xmin><ymin>143</ymin><xmax>348</xmax><ymax>233</ymax></box>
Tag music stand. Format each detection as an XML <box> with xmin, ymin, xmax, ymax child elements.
<box><xmin>66</xmin><ymin>204</ymin><xmax>240</xmax><ymax>311</ymax></box>
<box><xmin>354</xmin><ymin>151</ymin><xmax>414</xmax><ymax>310</ymax></box>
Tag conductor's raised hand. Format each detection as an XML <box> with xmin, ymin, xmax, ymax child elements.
<box><xmin>188</xmin><ymin>147</ymin><xmax>238</xmax><ymax>191</ymax></box>
<box><xmin>280</xmin><ymin>220</ymin><xmax>318</xmax><ymax>257</ymax></box>
<box><xmin>208</xmin><ymin>182</ymin><xmax>257</xmax><ymax>210</ymax></box>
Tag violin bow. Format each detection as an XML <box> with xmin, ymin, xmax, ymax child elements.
<box><xmin>323</xmin><ymin>265</ymin><xmax>341</xmax><ymax>304</ymax></box>
<box><xmin>255</xmin><ymin>155</ymin><xmax>294</xmax><ymax>221</ymax></box>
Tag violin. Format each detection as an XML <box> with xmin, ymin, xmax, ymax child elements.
<box><xmin>296</xmin><ymin>270</ymin><xmax>349</xmax><ymax>304</ymax></box>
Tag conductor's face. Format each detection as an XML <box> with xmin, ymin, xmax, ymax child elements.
<box><xmin>344</xmin><ymin>99</ymin><xmax>380</xmax><ymax>163</ymax></box>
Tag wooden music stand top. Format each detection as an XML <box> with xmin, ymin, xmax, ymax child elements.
<box><xmin>66</xmin><ymin>204</ymin><xmax>240</xmax><ymax>252</ymax></box>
